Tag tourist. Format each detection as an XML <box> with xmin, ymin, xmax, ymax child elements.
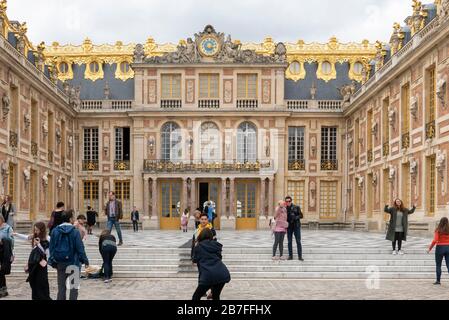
<box><xmin>181</xmin><ymin>208</ymin><xmax>189</xmax><ymax>232</ymax></box>
<box><xmin>15</xmin><ymin>222</ymin><xmax>51</xmax><ymax>300</ymax></box>
<box><xmin>0</xmin><ymin>215</ymin><xmax>13</xmax><ymax>298</ymax></box>
<box><xmin>192</xmin><ymin>228</ymin><xmax>230</xmax><ymax>300</ymax></box>
<box><xmin>1</xmin><ymin>195</ymin><xmax>16</xmax><ymax>230</ymax></box>
<box><xmin>48</xmin><ymin>202</ymin><xmax>65</xmax><ymax>234</ymax></box>
<box><xmin>104</xmin><ymin>191</ymin><xmax>123</xmax><ymax>246</ymax></box>
<box><xmin>48</xmin><ymin>210</ymin><xmax>89</xmax><ymax>300</ymax></box>
<box><xmin>427</xmin><ymin>217</ymin><xmax>449</xmax><ymax>285</ymax></box>
<box><xmin>131</xmin><ymin>206</ymin><xmax>140</xmax><ymax>232</ymax></box>
<box><xmin>74</xmin><ymin>213</ymin><xmax>88</xmax><ymax>241</ymax></box>
<box><xmin>98</xmin><ymin>229</ymin><xmax>117</xmax><ymax>283</ymax></box>
<box><xmin>194</xmin><ymin>208</ymin><xmax>202</xmax><ymax>229</ymax></box>
<box><xmin>285</xmin><ymin>196</ymin><xmax>304</xmax><ymax>261</ymax></box>
<box><xmin>384</xmin><ymin>199</ymin><xmax>416</xmax><ymax>255</ymax></box>
<box><xmin>272</xmin><ymin>200</ymin><xmax>288</xmax><ymax>260</ymax></box>
<box><xmin>86</xmin><ymin>206</ymin><xmax>98</xmax><ymax>235</ymax></box>
<box><xmin>191</xmin><ymin>213</ymin><xmax>216</xmax><ymax>260</ymax></box>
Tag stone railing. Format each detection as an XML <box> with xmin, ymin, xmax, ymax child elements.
<box><xmin>81</xmin><ymin>100</ymin><xmax>133</xmax><ymax>111</ymax></box>
<box><xmin>161</xmin><ymin>99</ymin><xmax>182</xmax><ymax>109</ymax></box>
<box><xmin>286</xmin><ymin>100</ymin><xmax>342</xmax><ymax>112</ymax></box>
<box><xmin>236</xmin><ymin>99</ymin><xmax>258</xmax><ymax>109</ymax></box>
<box><xmin>143</xmin><ymin>159</ymin><xmax>273</xmax><ymax>173</ymax></box>
<box><xmin>81</xmin><ymin>100</ymin><xmax>103</xmax><ymax>110</ymax></box>
<box><xmin>198</xmin><ymin>99</ymin><xmax>220</xmax><ymax>109</ymax></box>
<box><xmin>0</xmin><ymin>34</ymin><xmax>69</xmax><ymax>104</ymax></box>
<box><xmin>112</xmin><ymin>100</ymin><xmax>133</xmax><ymax>110</ymax></box>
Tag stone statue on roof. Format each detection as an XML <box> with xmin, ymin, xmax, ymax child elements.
<box><xmin>133</xmin><ymin>44</ymin><xmax>145</xmax><ymax>63</ymax></box>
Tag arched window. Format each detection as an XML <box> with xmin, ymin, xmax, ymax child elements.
<box><xmin>237</xmin><ymin>122</ymin><xmax>257</xmax><ymax>162</ymax></box>
<box><xmin>200</xmin><ymin>122</ymin><xmax>220</xmax><ymax>162</ymax></box>
<box><xmin>161</xmin><ymin>122</ymin><xmax>182</xmax><ymax>161</ymax></box>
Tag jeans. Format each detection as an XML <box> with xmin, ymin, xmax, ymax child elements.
<box><xmin>192</xmin><ymin>282</ymin><xmax>226</xmax><ymax>300</ymax></box>
<box><xmin>56</xmin><ymin>264</ymin><xmax>78</xmax><ymax>300</ymax></box>
<box><xmin>435</xmin><ymin>245</ymin><xmax>449</xmax><ymax>282</ymax></box>
<box><xmin>132</xmin><ymin>220</ymin><xmax>139</xmax><ymax>232</ymax></box>
<box><xmin>107</xmin><ymin>218</ymin><xmax>123</xmax><ymax>243</ymax></box>
<box><xmin>0</xmin><ymin>272</ymin><xmax>5</xmax><ymax>289</ymax></box>
<box><xmin>392</xmin><ymin>232</ymin><xmax>404</xmax><ymax>250</ymax></box>
<box><xmin>287</xmin><ymin>226</ymin><xmax>302</xmax><ymax>258</ymax></box>
<box><xmin>273</xmin><ymin>232</ymin><xmax>286</xmax><ymax>257</ymax></box>
<box><xmin>101</xmin><ymin>245</ymin><xmax>117</xmax><ymax>279</ymax></box>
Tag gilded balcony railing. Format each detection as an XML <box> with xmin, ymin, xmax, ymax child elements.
<box><xmin>320</xmin><ymin>159</ymin><xmax>338</xmax><ymax>171</ymax></box>
<box><xmin>82</xmin><ymin>160</ymin><xmax>99</xmax><ymax>171</ymax></box>
<box><xmin>425</xmin><ymin>120</ymin><xmax>436</xmax><ymax>140</ymax></box>
<box><xmin>401</xmin><ymin>132</ymin><xmax>410</xmax><ymax>149</ymax></box>
<box><xmin>143</xmin><ymin>159</ymin><xmax>272</xmax><ymax>173</ymax></box>
<box><xmin>288</xmin><ymin>160</ymin><xmax>306</xmax><ymax>171</ymax></box>
<box><xmin>383</xmin><ymin>142</ymin><xmax>390</xmax><ymax>157</ymax></box>
<box><xmin>9</xmin><ymin>131</ymin><xmax>18</xmax><ymax>148</ymax></box>
<box><xmin>114</xmin><ymin>160</ymin><xmax>130</xmax><ymax>171</ymax></box>
<box><xmin>367</xmin><ymin>149</ymin><xmax>373</xmax><ymax>163</ymax></box>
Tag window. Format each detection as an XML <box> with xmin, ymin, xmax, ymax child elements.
<box><xmin>115</xmin><ymin>181</ymin><xmax>131</xmax><ymax>217</ymax></box>
<box><xmin>382</xmin><ymin>97</ymin><xmax>389</xmax><ymax>143</ymax></box>
<box><xmin>321</xmin><ymin>127</ymin><xmax>337</xmax><ymax>161</ymax></box>
<box><xmin>427</xmin><ymin>156</ymin><xmax>436</xmax><ymax>216</ymax></box>
<box><xmin>7</xmin><ymin>163</ymin><xmax>15</xmax><ymax>200</ymax></box>
<box><xmin>120</xmin><ymin>62</ymin><xmax>130</xmax><ymax>73</ymax></box>
<box><xmin>401</xmin><ymin>83</ymin><xmax>410</xmax><ymax>134</ymax></box>
<box><xmin>115</xmin><ymin>127</ymin><xmax>130</xmax><ymax>161</ymax></box>
<box><xmin>59</xmin><ymin>62</ymin><xmax>69</xmax><ymax>74</ymax></box>
<box><xmin>200</xmin><ymin>122</ymin><xmax>220</xmax><ymax>162</ymax></box>
<box><xmin>161</xmin><ymin>181</ymin><xmax>181</xmax><ymax>218</ymax></box>
<box><xmin>320</xmin><ymin>181</ymin><xmax>337</xmax><ymax>219</ymax></box>
<box><xmin>199</xmin><ymin>74</ymin><xmax>219</xmax><ymax>99</ymax></box>
<box><xmin>48</xmin><ymin>111</ymin><xmax>54</xmax><ymax>153</ymax></box>
<box><xmin>289</xmin><ymin>61</ymin><xmax>301</xmax><ymax>75</ymax></box>
<box><xmin>236</xmin><ymin>182</ymin><xmax>257</xmax><ymax>218</ymax></box>
<box><xmin>367</xmin><ymin>110</ymin><xmax>373</xmax><ymax>151</ymax></box>
<box><xmin>321</xmin><ymin>61</ymin><xmax>332</xmax><ymax>75</ymax></box>
<box><xmin>83</xmin><ymin>181</ymin><xmax>99</xmax><ymax>212</ymax></box>
<box><xmin>288</xmin><ymin>127</ymin><xmax>305</xmax><ymax>162</ymax></box>
<box><xmin>354</xmin><ymin>118</ymin><xmax>359</xmax><ymax>158</ymax></box>
<box><xmin>83</xmin><ymin>128</ymin><xmax>99</xmax><ymax>161</ymax></box>
<box><xmin>353</xmin><ymin>62</ymin><xmax>363</xmax><ymax>75</ymax></box>
<box><xmin>287</xmin><ymin>181</ymin><xmax>305</xmax><ymax>212</ymax></box>
<box><xmin>161</xmin><ymin>74</ymin><xmax>181</xmax><ymax>99</ymax></box>
<box><xmin>237</xmin><ymin>74</ymin><xmax>257</xmax><ymax>99</ymax></box>
<box><xmin>161</xmin><ymin>122</ymin><xmax>182</xmax><ymax>161</ymax></box>
<box><xmin>426</xmin><ymin>66</ymin><xmax>436</xmax><ymax>123</ymax></box>
<box><xmin>237</xmin><ymin>122</ymin><xmax>257</xmax><ymax>162</ymax></box>
<box><xmin>89</xmin><ymin>61</ymin><xmax>100</xmax><ymax>73</ymax></box>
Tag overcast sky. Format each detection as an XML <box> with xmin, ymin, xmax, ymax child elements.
<box><xmin>7</xmin><ymin>0</ymin><xmax>414</xmax><ymax>45</ymax></box>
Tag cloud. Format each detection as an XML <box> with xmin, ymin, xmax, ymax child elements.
<box><xmin>7</xmin><ymin>0</ymin><xmax>413</xmax><ymax>45</ymax></box>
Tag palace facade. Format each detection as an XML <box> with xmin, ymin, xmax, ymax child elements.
<box><xmin>0</xmin><ymin>0</ymin><xmax>448</xmax><ymax>233</ymax></box>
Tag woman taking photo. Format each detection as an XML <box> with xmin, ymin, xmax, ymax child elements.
<box><xmin>99</xmin><ymin>230</ymin><xmax>117</xmax><ymax>283</ymax></box>
<box><xmin>192</xmin><ymin>228</ymin><xmax>230</xmax><ymax>300</ymax></box>
<box><xmin>384</xmin><ymin>199</ymin><xmax>416</xmax><ymax>255</ymax></box>
<box><xmin>427</xmin><ymin>217</ymin><xmax>449</xmax><ymax>285</ymax></box>
<box><xmin>272</xmin><ymin>200</ymin><xmax>288</xmax><ymax>260</ymax></box>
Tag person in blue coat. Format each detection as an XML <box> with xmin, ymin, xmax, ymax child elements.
<box><xmin>192</xmin><ymin>228</ymin><xmax>230</xmax><ymax>300</ymax></box>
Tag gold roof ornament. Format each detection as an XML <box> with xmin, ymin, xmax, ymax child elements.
<box><xmin>408</xmin><ymin>0</ymin><xmax>428</xmax><ymax>35</ymax></box>
<box><xmin>389</xmin><ymin>23</ymin><xmax>405</xmax><ymax>55</ymax></box>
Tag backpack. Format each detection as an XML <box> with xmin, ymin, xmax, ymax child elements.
<box><xmin>52</xmin><ymin>229</ymin><xmax>74</xmax><ymax>264</ymax></box>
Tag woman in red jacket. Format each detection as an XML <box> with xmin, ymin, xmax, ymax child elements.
<box><xmin>428</xmin><ymin>217</ymin><xmax>449</xmax><ymax>285</ymax></box>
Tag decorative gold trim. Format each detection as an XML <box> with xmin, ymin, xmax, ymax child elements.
<box><xmin>115</xmin><ymin>58</ymin><xmax>134</xmax><ymax>81</ymax></box>
<box><xmin>316</xmin><ymin>59</ymin><xmax>337</xmax><ymax>82</ymax></box>
<box><xmin>57</xmin><ymin>60</ymin><xmax>74</xmax><ymax>82</ymax></box>
<box><xmin>285</xmin><ymin>59</ymin><xmax>306</xmax><ymax>82</ymax></box>
<box><xmin>84</xmin><ymin>59</ymin><xmax>104</xmax><ymax>82</ymax></box>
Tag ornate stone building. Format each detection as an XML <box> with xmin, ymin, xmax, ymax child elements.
<box><xmin>0</xmin><ymin>0</ymin><xmax>448</xmax><ymax>232</ymax></box>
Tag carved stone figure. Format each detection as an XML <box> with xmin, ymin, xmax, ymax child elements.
<box><xmin>309</xmin><ymin>181</ymin><xmax>316</xmax><ymax>208</ymax></box>
<box><xmin>436</xmin><ymin>150</ymin><xmax>446</xmax><ymax>171</ymax></box>
<box><xmin>224</xmin><ymin>80</ymin><xmax>232</xmax><ymax>103</ymax></box>
<box><xmin>389</xmin><ymin>165</ymin><xmax>396</xmax><ymax>181</ymax></box>
<box><xmin>356</xmin><ymin>174</ymin><xmax>364</xmax><ymax>188</ymax></box>
<box><xmin>390</xmin><ymin>23</ymin><xmax>404</xmax><ymax>54</ymax></box>
<box><xmin>264</xmin><ymin>135</ymin><xmax>270</xmax><ymax>157</ymax></box>
<box><xmin>42</xmin><ymin>121</ymin><xmax>48</xmax><ymax>138</ymax></box>
<box><xmin>388</xmin><ymin>107</ymin><xmax>396</xmax><ymax>127</ymax></box>
<box><xmin>42</xmin><ymin>171</ymin><xmax>48</xmax><ymax>187</ymax></box>
<box><xmin>375</xmin><ymin>41</ymin><xmax>386</xmax><ymax>70</ymax></box>
<box><xmin>437</xmin><ymin>76</ymin><xmax>447</xmax><ymax>108</ymax></box>
<box><xmin>56</xmin><ymin>127</ymin><xmax>61</xmax><ymax>144</ymax></box>
<box><xmin>68</xmin><ymin>135</ymin><xmax>73</xmax><ymax>149</ymax></box>
<box><xmin>2</xmin><ymin>93</ymin><xmax>10</xmax><ymax>120</ymax></box>
<box><xmin>409</xmin><ymin>157</ymin><xmax>418</xmax><ymax>176</ymax></box>
<box><xmin>104</xmin><ymin>81</ymin><xmax>110</xmax><ymax>100</ymax></box>
<box><xmin>24</xmin><ymin>113</ymin><xmax>31</xmax><ymax>130</ymax></box>
<box><xmin>57</xmin><ymin>176</ymin><xmax>63</xmax><ymax>189</ymax></box>
<box><xmin>372</xmin><ymin>172</ymin><xmax>378</xmax><ymax>186</ymax></box>
<box><xmin>339</xmin><ymin>81</ymin><xmax>357</xmax><ymax>106</ymax></box>
<box><xmin>35</xmin><ymin>41</ymin><xmax>46</xmax><ymax>71</ymax></box>
<box><xmin>410</xmin><ymin>96</ymin><xmax>418</xmax><ymax>118</ymax></box>
<box><xmin>310</xmin><ymin>136</ymin><xmax>317</xmax><ymax>156</ymax></box>
<box><xmin>23</xmin><ymin>166</ymin><xmax>31</xmax><ymax>184</ymax></box>
<box><xmin>68</xmin><ymin>178</ymin><xmax>74</xmax><ymax>191</ymax></box>
<box><xmin>438</xmin><ymin>0</ymin><xmax>449</xmax><ymax>19</ymax></box>
<box><xmin>371</xmin><ymin>120</ymin><xmax>378</xmax><ymax>137</ymax></box>
<box><xmin>63</xmin><ymin>81</ymin><xmax>70</xmax><ymax>95</ymax></box>
<box><xmin>133</xmin><ymin>43</ymin><xmax>145</xmax><ymax>63</ymax></box>
<box><xmin>273</xmin><ymin>42</ymin><xmax>287</xmax><ymax>63</ymax></box>
<box><xmin>310</xmin><ymin>82</ymin><xmax>317</xmax><ymax>100</ymax></box>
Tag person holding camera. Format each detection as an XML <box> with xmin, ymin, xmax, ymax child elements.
<box><xmin>285</xmin><ymin>196</ymin><xmax>304</xmax><ymax>261</ymax></box>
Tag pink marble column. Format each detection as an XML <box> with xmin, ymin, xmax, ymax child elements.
<box><xmin>268</xmin><ymin>177</ymin><xmax>274</xmax><ymax>216</ymax></box>
<box><xmin>229</xmin><ymin>178</ymin><xmax>235</xmax><ymax>217</ymax></box>
<box><xmin>221</xmin><ymin>178</ymin><xmax>228</xmax><ymax>217</ymax></box>
<box><xmin>143</xmin><ymin>177</ymin><xmax>150</xmax><ymax>217</ymax></box>
<box><xmin>189</xmin><ymin>178</ymin><xmax>196</xmax><ymax>213</ymax></box>
<box><xmin>260</xmin><ymin>177</ymin><xmax>266</xmax><ymax>217</ymax></box>
<box><xmin>182</xmin><ymin>178</ymin><xmax>188</xmax><ymax>212</ymax></box>
<box><xmin>151</xmin><ymin>177</ymin><xmax>158</xmax><ymax>217</ymax></box>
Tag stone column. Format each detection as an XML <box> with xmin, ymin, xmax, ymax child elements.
<box><xmin>143</xmin><ymin>177</ymin><xmax>150</xmax><ymax>217</ymax></box>
<box><xmin>182</xmin><ymin>177</ymin><xmax>188</xmax><ymax>212</ymax></box>
<box><xmin>221</xmin><ymin>178</ymin><xmax>228</xmax><ymax>217</ymax></box>
<box><xmin>190</xmin><ymin>177</ymin><xmax>196</xmax><ymax>213</ymax></box>
<box><xmin>268</xmin><ymin>177</ymin><xmax>274</xmax><ymax>217</ymax></box>
<box><xmin>260</xmin><ymin>177</ymin><xmax>266</xmax><ymax>217</ymax></box>
<box><xmin>229</xmin><ymin>178</ymin><xmax>235</xmax><ymax>217</ymax></box>
<box><xmin>148</xmin><ymin>177</ymin><xmax>159</xmax><ymax>229</ymax></box>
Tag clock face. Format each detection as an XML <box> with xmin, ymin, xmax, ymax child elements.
<box><xmin>200</xmin><ymin>37</ymin><xmax>219</xmax><ymax>56</ymax></box>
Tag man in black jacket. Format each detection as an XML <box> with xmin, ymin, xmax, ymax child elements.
<box><xmin>285</xmin><ymin>196</ymin><xmax>304</xmax><ymax>261</ymax></box>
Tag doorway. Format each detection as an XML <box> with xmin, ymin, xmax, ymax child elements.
<box><xmin>197</xmin><ymin>181</ymin><xmax>220</xmax><ymax>229</ymax></box>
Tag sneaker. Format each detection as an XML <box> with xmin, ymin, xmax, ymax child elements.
<box><xmin>398</xmin><ymin>250</ymin><xmax>404</xmax><ymax>255</ymax></box>
<box><xmin>271</xmin><ymin>256</ymin><xmax>277</xmax><ymax>261</ymax></box>
<box><xmin>433</xmin><ymin>281</ymin><xmax>441</xmax><ymax>285</ymax></box>
<box><xmin>287</xmin><ymin>256</ymin><xmax>293</xmax><ymax>260</ymax></box>
<box><xmin>298</xmin><ymin>257</ymin><xmax>304</xmax><ymax>261</ymax></box>
<box><xmin>279</xmin><ymin>256</ymin><xmax>287</xmax><ymax>260</ymax></box>
<box><xmin>392</xmin><ymin>250</ymin><xmax>398</xmax><ymax>255</ymax></box>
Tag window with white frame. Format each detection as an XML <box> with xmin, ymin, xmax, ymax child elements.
<box><xmin>200</xmin><ymin>122</ymin><xmax>220</xmax><ymax>162</ymax></box>
<box><xmin>237</xmin><ymin>122</ymin><xmax>257</xmax><ymax>162</ymax></box>
<box><xmin>115</xmin><ymin>127</ymin><xmax>130</xmax><ymax>161</ymax></box>
<box><xmin>321</xmin><ymin>127</ymin><xmax>337</xmax><ymax>161</ymax></box>
<box><xmin>83</xmin><ymin>128</ymin><xmax>98</xmax><ymax>161</ymax></box>
<box><xmin>288</xmin><ymin>127</ymin><xmax>305</xmax><ymax>162</ymax></box>
<box><xmin>161</xmin><ymin>122</ymin><xmax>182</xmax><ymax>161</ymax></box>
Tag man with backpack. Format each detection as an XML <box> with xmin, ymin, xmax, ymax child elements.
<box><xmin>49</xmin><ymin>210</ymin><xmax>89</xmax><ymax>300</ymax></box>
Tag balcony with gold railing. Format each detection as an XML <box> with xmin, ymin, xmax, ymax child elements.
<box><xmin>401</xmin><ymin>132</ymin><xmax>410</xmax><ymax>149</ymax></box>
<box><xmin>383</xmin><ymin>142</ymin><xmax>390</xmax><ymax>157</ymax></box>
<box><xmin>367</xmin><ymin>149</ymin><xmax>373</xmax><ymax>163</ymax></box>
<box><xmin>143</xmin><ymin>159</ymin><xmax>273</xmax><ymax>173</ymax></box>
<box><xmin>288</xmin><ymin>159</ymin><xmax>306</xmax><ymax>171</ymax></box>
<box><xmin>320</xmin><ymin>159</ymin><xmax>338</xmax><ymax>171</ymax></box>
<box><xmin>31</xmin><ymin>141</ymin><xmax>38</xmax><ymax>158</ymax></box>
<box><xmin>82</xmin><ymin>160</ymin><xmax>99</xmax><ymax>171</ymax></box>
<box><xmin>425</xmin><ymin>121</ymin><xmax>436</xmax><ymax>140</ymax></box>
<box><xmin>9</xmin><ymin>131</ymin><xmax>18</xmax><ymax>149</ymax></box>
<box><xmin>114</xmin><ymin>160</ymin><xmax>131</xmax><ymax>171</ymax></box>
